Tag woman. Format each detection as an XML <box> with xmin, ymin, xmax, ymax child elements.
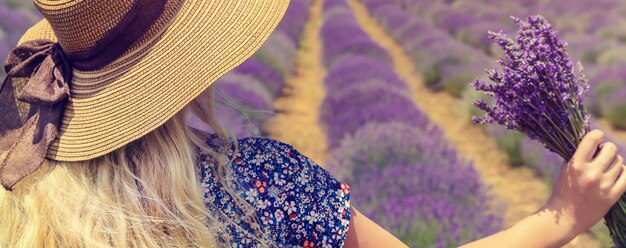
<box><xmin>0</xmin><ymin>0</ymin><xmax>624</xmax><ymax>247</ymax></box>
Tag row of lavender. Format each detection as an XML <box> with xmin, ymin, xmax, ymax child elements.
<box><xmin>362</xmin><ymin>1</ymin><xmax>617</xmax><ymax>243</ymax></box>
<box><xmin>320</xmin><ymin>1</ymin><xmax>500</xmax><ymax>247</ymax></box>
<box><xmin>361</xmin><ymin>0</ymin><xmax>493</xmax><ymax>98</ymax></box>
<box><xmin>376</xmin><ymin>0</ymin><xmax>626</xmax><ymax>185</ymax></box>
<box><xmin>359</xmin><ymin>0</ymin><xmax>606</xmax><ymax>186</ymax></box>
<box><xmin>395</xmin><ymin>0</ymin><xmax>626</xmax><ymax>72</ymax></box>
<box><xmin>376</xmin><ymin>0</ymin><xmax>626</xmax><ymax>130</ymax></box>
<box><xmin>188</xmin><ymin>0</ymin><xmax>311</xmax><ymax>137</ymax></box>
<box><xmin>369</xmin><ymin>0</ymin><xmax>626</xmax><ymax>133</ymax></box>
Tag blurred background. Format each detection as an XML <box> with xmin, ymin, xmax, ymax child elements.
<box><xmin>4</xmin><ymin>0</ymin><xmax>626</xmax><ymax>247</ymax></box>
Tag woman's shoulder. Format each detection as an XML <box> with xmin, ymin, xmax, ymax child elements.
<box><xmin>198</xmin><ymin>134</ymin><xmax>352</xmax><ymax>247</ymax></box>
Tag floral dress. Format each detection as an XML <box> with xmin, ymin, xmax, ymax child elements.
<box><xmin>197</xmin><ymin>134</ymin><xmax>352</xmax><ymax>247</ymax></box>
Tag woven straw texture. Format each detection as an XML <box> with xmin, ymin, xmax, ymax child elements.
<box><xmin>33</xmin><ymin>0</ymin><xmax>136</xmax><ymax>53</ymax></box>
<box><xmin>15</xmin><ymin>0</ymin><xmax>290</xmax><ymax>161</ymax></box>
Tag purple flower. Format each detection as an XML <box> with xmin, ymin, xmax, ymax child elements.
<box><xmin>329</xmin><ymin>122</ymin><xmax>501</xmax><ymax>247</ymax></box>
<box><xmin>435</xmin><ymin>9</ymin><xmax>478</xmax><ymax>35</ymax></box>
<box><xmin>323</xmin><ymin>36</ymin><xmax>391</xmax><ymax>67</ymax></box>
<box><xmin>352</xmin><ymin>162</ymin><xmax>501</xmax><ymax>247</ymax></box>
<box><xmin>319</xmin><ymin>3</ymin><xmax>503</xmax><ymax>246</ymax></box>
<box><xmin>472</xmin><ymin>15</ymin><xmax>590</xmax><ymax>159</ymax></box>
<box><xmin>328</xmin><ymin>122</ymin><xmax>446</xmax><ymax>179</ymax></box>
<box><xmin>399</xmin><ymin>27</ymin><xmax>446</xmax><ymax>53</ymax></box>
<box><xmin>320</xmin><ymin>83</ymin><xmax>429</xmax><ymax>147</ymax></box>
<box><xmin>322</xmin><ymin>0</ymin><xmax>349</xmax><ymax>11</ymax></box>
<box><xmin>321</xmin><ymin>19</ymin><xmax>391</xmax><ymax>66</ymax></box>
<box><xmin>367</xmin><ymin>5</ymin><xmax>413</xmax><ymax>32</ymax></box>
<box><xmin>361</xmin><ymin>0</ymin><xmax>492</xmax><ymax>94</ymax></box>
<box><xmin>324</xmin><ymin>55</ymin><xmax>407</xmax><ymax>92</ymax></box>
<box><xmin>321</xmin><ymin>2</ymin><xmax>392</xmax><ymax>67</ymax></box>
<box><xmin>234</xmin><ymin>59</ymin><xmax>285</xmax><ymax>98</ymax></box>
<box><xmin>361</xmin><ymin>0</ymin><xmax>389</xmax><ymax>14</ymax></box>
<box><xmin>188</xmin><ymin>0</ymin><xmax>311</xmax><ymax>138</ymax></box>
<box><xmin>276</xmin><ymin>0</ymin><xmax>311</xmax><ymax>42</ymax></box>
<box><xmin>471</xmin><ymin>16</ymin><xmax>626</xmax><ymax>247</ymax></box>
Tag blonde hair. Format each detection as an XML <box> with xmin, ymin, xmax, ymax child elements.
<box><xmin>0</xmin><ymin>88</ymin><xmax>268</xmax><ymax>247</ymax></box>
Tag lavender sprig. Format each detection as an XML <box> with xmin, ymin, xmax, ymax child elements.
<box><xmin>472</xmin><ymin>15</ymin><xmax>626</xmax><ymax>247</ymax></box>
<box><xmin>472</xmin><ymin>15</ymin><xmax>590</xmax><ymax>160</ymax></box>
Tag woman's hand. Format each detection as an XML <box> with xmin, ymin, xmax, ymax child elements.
<box><xmin>461</xmin><ymin>130</ymin><xmax>626</xmax><ymax>248</ymax></box>
<box><xmin>347</xmin><ymin>129</ymin><xmax>626</xmax><ymax>248</ymax></box>
<box><xmin>546</xmin><ymin>129</ymin><xmax>626</xmax><ymax>236</ymax></box>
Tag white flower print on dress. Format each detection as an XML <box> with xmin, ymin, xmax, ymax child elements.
<box><xmin>197</xmin><ymin>135</ymin><xmax>351</xmax><ymax>247</ymax></box>
<box><xmin>284</xmin><ymin>200</ymin><xmax>297</xmax><ymax>214</ymax></box>
<box><xmin>274</xmin><ymin>209</ymin><xmax>285</xmax><ymax>222</ymax></box>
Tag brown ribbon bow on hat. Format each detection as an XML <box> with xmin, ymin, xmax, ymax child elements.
<box><xmin>0</xmin><ymin>0</ymin><xmax>171</xmax><ymax>191</ymax></box>
<box><xmin>0</xmin><ymin>39</ymin><xmax>72</xmax><ymax>191</ymax></box>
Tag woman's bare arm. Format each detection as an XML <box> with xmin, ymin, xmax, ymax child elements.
<box><xmin>463</xmin><ymin>130</ymin><xmax>626</xmax><ymax>247</ymax></box>
<box><xmin>344</xmin><ymin>207</ymin><xmax>408</xmax><ymax>248</ymax></box>
<box><xmin>345</xmin><ymin>130</ymin><xmax>626</xmax><ymax>248</ymax></box>
<box><xmin>460</xmin><ymin>205</ymin><xmax>578</xmax><ymax>248</ymax></box>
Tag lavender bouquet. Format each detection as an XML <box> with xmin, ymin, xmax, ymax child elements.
<box><xmin>472</xmin><ymin>15</ymin><xmax>626</xmax><ymax>246</ymax></box>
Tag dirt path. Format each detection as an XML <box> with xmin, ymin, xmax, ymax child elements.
<box><xmin>348</xmin><ymin>0</ymin><xmax>600</xmax><ymax>246</ymax></box>
<box><xmin>265</xmin><ymin>0</ymin><xmax>329</xmax><ymax>165</ymax></box>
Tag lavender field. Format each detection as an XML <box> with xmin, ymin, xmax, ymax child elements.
<box><xmin>6</xmin><ymin>0</ymin><xmax>626</xmax><ymax>247</ymax></box>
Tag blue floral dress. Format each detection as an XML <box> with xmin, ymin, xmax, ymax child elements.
<box><xmin>197</xmin><ymin>134</ymin><xmax>351</xmax><ymax>247</ymax></box>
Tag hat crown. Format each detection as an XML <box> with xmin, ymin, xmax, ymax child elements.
<box><xmin>33</xmin><ymin>0</ymin><xmax>136</xmax><ymax>54</ymax></box>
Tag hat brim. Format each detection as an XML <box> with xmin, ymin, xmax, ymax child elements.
<box><xmin>16</xmin><ymin>0</ymin><xmax>289</xmax><ymax>161</ymax></box>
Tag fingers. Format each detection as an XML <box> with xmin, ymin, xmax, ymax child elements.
<box><xmin>610</xmin><ymin>165</ymin><xmax>626</xmax><ymax>200</ymax></box>
<box><xmin>574</xmin><ymin>130</ymin><xmax>605</xmax><ymax>164</ymax></box>
<box><xmin>602</xmin><ymin>156</ymin><xmax>624</xmax><ymax>189</ymax></box>
<box><xmin>594</xmin><ymin>142</ymin><xmax>618</xmax><ymax>170</ymax></box>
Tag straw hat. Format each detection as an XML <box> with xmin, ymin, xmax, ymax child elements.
<box><xmin>0</xmin><ymin>0</ymin><xmax>289</xmax><ymax>190</ymax></box>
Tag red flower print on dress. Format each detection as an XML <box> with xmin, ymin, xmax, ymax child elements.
<box><xmin>198</xmin><ymin>135</ymin><xmax>351</xmax><ymax>247</ymax></box>
<box><xmin>340</xmin><ymin>183</ymin><xmax>350</xmax><ymax>194</ymax></box>
<box><xmin>303</xmin><ymin>239</ymin><xmax>315</xmax><ymax>248</ymax></box>
<box><xmin>289</xmin><ymin>213</ymin><xmax>298</xmax><ymax>220</ymax></box>
<box><xmin>254</xmin><ymin>179</ymin><xmax>267</xmax><ymax>194</ymax></box>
